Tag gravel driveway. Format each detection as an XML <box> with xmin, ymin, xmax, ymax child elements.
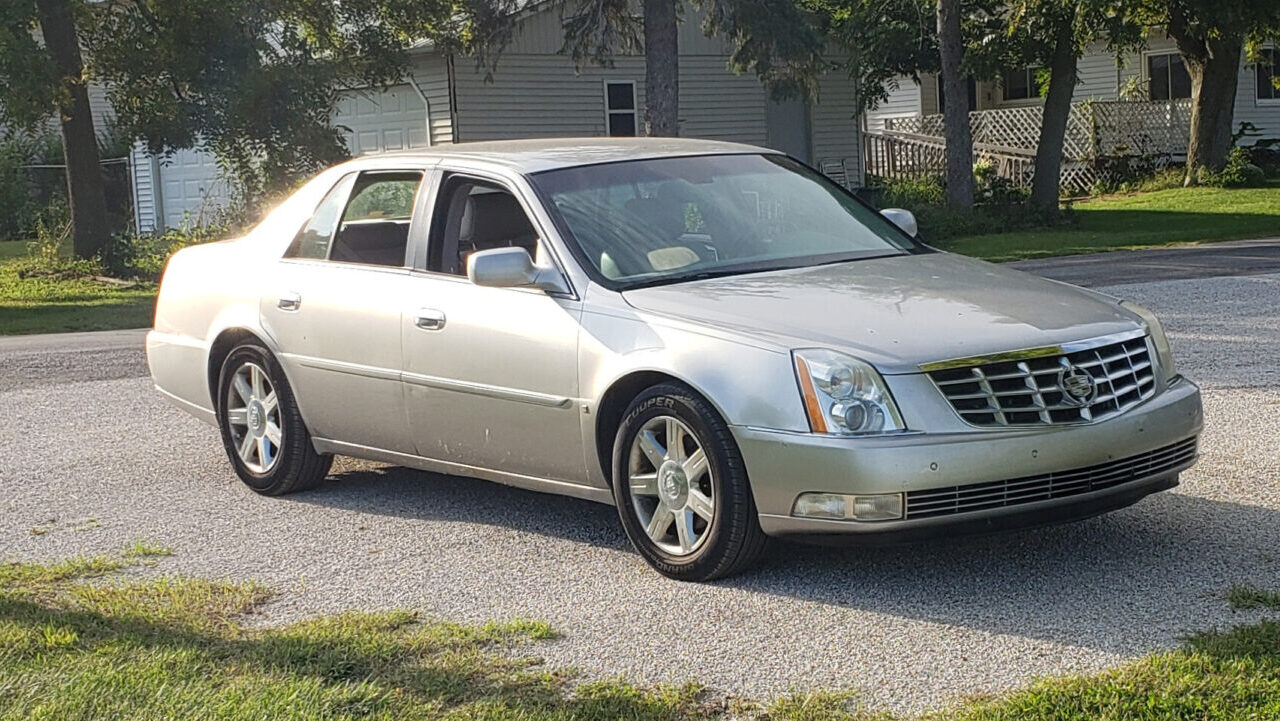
<box><xmin>3</xmin><ymin>270</ymin><xmax>1279</xmax><ymax>716</ymax></box>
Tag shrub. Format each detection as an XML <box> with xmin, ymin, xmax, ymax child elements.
<box><xmin>0</xmin><ymin>133</ymin><xmax>59</xmax><ymax>242</ymax></box>
<box><xmin>1206</xmin><ymin>147</ymin><xmax>1267</xmax><ymax>188</ymax></box>
<box><xmin>1248</xmin><ymin>140</ymin><xmax>1280</xmax><ymax>178</ymax></box>
<box><xmin>879</xmin><ymin>175</ymin><xmax>946</xmax><ymax>209</ymax></box>
<box><xmin>870</xmin><ymin>172</ymin><xmax>1065</xmax><ymax>242</ymax></box>
<box><xmin>101</xmin><ymin>223</ymin><xmax>229</xmax><ymax>282</ymax></box>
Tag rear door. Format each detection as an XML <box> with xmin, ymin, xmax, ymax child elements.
<box><xmin>262</xmin><ymin>169</ymin><xmax>428</xmax><ymax>454</ymax></box>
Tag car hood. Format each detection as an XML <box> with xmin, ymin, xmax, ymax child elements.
<box><xmin>620</xmin><ymin>252</ymin><xmax>1142</xmax><ymax>374</ymax></box>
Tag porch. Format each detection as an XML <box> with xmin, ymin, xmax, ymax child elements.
<box><xmin>864</xmin><ymin>99</ymin><xmax>1192</xmax><ymax>193</ymax></box>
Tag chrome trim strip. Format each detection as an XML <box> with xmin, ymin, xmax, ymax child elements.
<box><xmin>287</xmin><ymin>353</ymin><xmax>575</xmax><ymax>409</ymax></box>
<box><xmin>919</xmin><ymin>328</ymin><xmax>1148</xmax><ymax>372</ymax></box>
<box><xmin>310</xmin><ymin>438</ymin><xmax>613</xmax><ymax>504</ymax></box>
<box><xmin>288</xmin><ymin>354</ymin><xmax>401</xmax><ymax>382</ymax></box>
<box><xmin>401</xmin><ymin>371</ymin><xmax>574</xmax><ymax>408</ymax></box>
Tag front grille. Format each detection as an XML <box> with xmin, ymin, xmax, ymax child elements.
<box><xmin>904</xmin><ymin>437</ymin><xmax>1197</xmax><ymax>519</ymax></box>
<box><xmin>927</xmin><ymin>335</ymin><xmax>1157</xmax><ymax>426</ymax></box>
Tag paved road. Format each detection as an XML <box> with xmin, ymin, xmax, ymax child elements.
<box><xmin>1009</xmin><ymin>238</ymin><xmax>1280</xmax><ymax>288</ymax></box>
<box><xmin>3</xmin><ymin>262</ymin><xmax>1279</xmax><ymax>715</ymax></box>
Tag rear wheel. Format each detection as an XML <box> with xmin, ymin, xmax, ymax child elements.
<box><xmin>612</xmin><ymin>383</ymin><xmax>767</xmax><ymax>581</ymax></box>
<box><xmin>217</xmin><ymin>342</ymin><xmax>331</xmax><ymax>495</ymax></box>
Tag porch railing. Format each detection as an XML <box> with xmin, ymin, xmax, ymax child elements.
<box><xmin>882</xmin><ymin>99</ymin><xmax>1191</xmax><ymax>160</ymax></box>
<box><xmin>873</xmin><ymin>99</ymin><xmax>1192</xmax><ymax>192</ymax></box>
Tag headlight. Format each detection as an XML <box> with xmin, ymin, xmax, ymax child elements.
<box><xmin>1121</xmin><ymin>301</ymin><xmax>1177</xmax><ymax>381</ymax></box>
<box><xmin>792</xmin><ymin>349</ymin><xmax>905</xmax><ymax>435</ymax></box>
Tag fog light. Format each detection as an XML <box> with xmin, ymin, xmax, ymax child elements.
<box><xmin>792</xmin><ymin>492</ymin><xmax>904</xmax><ymax>521</ymax></box>
<box><xmin>792</xmin><ymin>493</ymin><xmax>848</xmax><ymax>520</ymax></box>
<box><xmin>850</xmin><ymin>494</ymin><xmax>903</xmax><ymax>521</ymax></box>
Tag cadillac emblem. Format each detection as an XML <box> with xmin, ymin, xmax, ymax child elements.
<box><xmin>1059</xmin><ymin>365</ymin><xmax>1097</xmax><ymax>405</ymax></box>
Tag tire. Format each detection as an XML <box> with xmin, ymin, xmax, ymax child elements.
<box><xmin>216</xmin><ymin>341</ymin><xmax>332</xmax><ymax>495</ymax></box>
<box><xmin>611</xmin><ymin>383</ymin><xmax>767</xmax><ymax>581</ymax></box>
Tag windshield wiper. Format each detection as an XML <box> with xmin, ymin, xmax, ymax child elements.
<box><xmin>625</xmin><ymin>266</ymin><xmax>761</xmax><ymax>289</ymax></box>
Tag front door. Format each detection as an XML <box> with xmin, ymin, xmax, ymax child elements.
<box><xmin>262</xmin><ymin>169</ymin><xmax>426</xmax><ymax>455</ymax></box>
<box><xmin>401</xmin><ymin>173</ymin><xmax>587</xmax><ymax>483</ymax></box>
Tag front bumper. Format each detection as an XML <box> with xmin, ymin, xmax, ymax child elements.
<box><xmin>734</xmin><ymin>376</ymin><xmax>1203</xmax><ymax>538</ymax></box>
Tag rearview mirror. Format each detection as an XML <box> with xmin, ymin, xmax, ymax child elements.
<box><xmin>880</xmin><ymin>208</ymin><xmax>918</xmax><ymax>238</ymax></box>
<box><xmin>467</xmin><ymin>247</ymin><xmax>568</xmax><ymax>294</ymax></box>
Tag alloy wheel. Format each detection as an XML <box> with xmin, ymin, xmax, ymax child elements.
<box><xmin>627</xmin><ymin>415</ymin><xmax>715</xmax><ymax>555</ymax></box>
<box><xmin>224</xmin><ymin>362</ymin><xmax>282</xmax><ymax>474</ymax></box>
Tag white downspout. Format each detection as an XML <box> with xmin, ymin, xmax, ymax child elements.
<box><xmin>407</xmin><ymin>75</ymin><xmax>434</xmax><ymax>147</ymax></box>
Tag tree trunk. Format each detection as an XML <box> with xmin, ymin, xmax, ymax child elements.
<box><xmin>643</xmin><ymin>0</ymin><xmax>679</xmax><ymax>136</ymax></box>
<box><xmin>936</xmin><ymin>0</ymin><xmax>973</xmax><ymax>210</ymax></box>
<box><xmin>36</xmin><ymin>0</ymin><xmax>109</xmax><ymax>259</ymax></box>
<box><xmin>1031</xmin><ymin>16</ymin><xmax>1078</xmax><ymax>214</ymax></box>
<box><xmin>1177</xmin><ymin>36</ymin><xmax>1242</xmax><ymax>184</ymax></box>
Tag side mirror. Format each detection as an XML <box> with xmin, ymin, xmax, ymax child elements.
<box><xmin>880</xmin><ymin>208</ymin><xmax>918</xmax><ymax>238</ymax></box>
<box><xmin>467</xmin><ymin>247</ymin><xmax>568</xmax><ymax>293</ymax></box>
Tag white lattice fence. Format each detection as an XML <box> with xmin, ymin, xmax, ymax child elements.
<box><xmin>878</xmin><ymin>100</ymin><xmax>1191</xmax><ymax>194</ymax></box>
<box><xmin>1088</xmin><ymin>99</ymin><xmax>1191</xmax><ymax>158</ymax></box>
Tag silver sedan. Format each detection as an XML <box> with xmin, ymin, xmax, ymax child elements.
<box><xmin>147</xmin><ymin>138</ymin><xmax>1203</xmax><ymax>581</ymax></box>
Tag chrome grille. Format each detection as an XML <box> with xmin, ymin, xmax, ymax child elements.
<box><xmin>927</xmin><ymin>335</ymin><xmax>1157</xmax><ymax>426</ymax></box>
<box><xmin>905</xmin><ymin>437</ymin><xmax>1197</xmax><ymax>520</ymax></box>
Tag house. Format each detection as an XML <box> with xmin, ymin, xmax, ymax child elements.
<box><xmin>866</xmin><ymin>34</ymin><xmax>1280</xmax><ymax>139</ymax></box>
<box><xmin>131</xmin><ymin>3</ymin><xmax>865</xmax><ymax>232</ymax></box>
<box><xmin>862</xmin><ymin>33</ymin><xmax>1280</xmax><ymax>190</ymax></box>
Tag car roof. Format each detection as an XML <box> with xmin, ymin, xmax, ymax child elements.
<box><xmin>340</xmin><ymin>137</ymin><xmax>779</xmax><ymax>175</ymax></box>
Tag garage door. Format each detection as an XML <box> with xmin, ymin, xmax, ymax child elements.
<box><xmin>332</xmin><ymin>85</ymin><xmax>428</xmax><ymax>156</ymax></box>
<box><xmin>158</xmin><ymin>148</ymin><xmax>229</xmax><ymax>229</ymax></box>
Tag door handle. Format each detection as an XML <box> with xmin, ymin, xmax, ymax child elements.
<box><xmin>278</xmin><ymin>292</ymin><xmax>302</xmax><ymax>311</ymax></box>
<box><xmin>415</xmin><ymin>308</ymin><xmax>446</xmax><ymax>331</ymax></box>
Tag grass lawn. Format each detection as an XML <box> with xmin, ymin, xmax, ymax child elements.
<box><xmin>0</xmin><ymin>241</ymin><xmax>155</xmax><ymax>335</ymax></box>
<box><xmin>936</xmin><ymin>182</ymin><xmax>1280</xmax><ymax>262</ymax></box>
<box><xmin>3</xmin><ymin>551</ymin><xmax>1279</xmax><ymax>720</ymax></box>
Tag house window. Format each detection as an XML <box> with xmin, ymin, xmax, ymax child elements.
<box><xmin>1257</xmin><ymin>48</ymin><xmax>1279</xmax><ymax>101</ymax></box>
<box><xmin>605</xmin><ymin>81</ymin><xmax>637</xmax><ymax>137</ymax></box>
<box><xmin>1002</xmin><ymin>67</ymin><xmax>1040</xmax><ymax>101</ymax></box>
<box><xmin>1147</xmin><ymin>53</ymin><xmax>1191</xmax><ymax>100</ymax></box>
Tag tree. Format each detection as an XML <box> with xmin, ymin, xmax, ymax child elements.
<box><xmin>0</xmin><ymin>0</ymin><xmax>109</xmax><ymax>258</ymax></box>
<box><xmin>806</xmin><ymin>0</ymin><xmax>940</xmax><ymax>113</ymax></box>
<box><xmin>993</xmin><ymin>0</ymin><xmax>1139</xmax><ymax>213</ymax></box>
<box><xmin>937</xmin><ymin>0</ymin><xmax>974</xmax><ymax>209</ymax></box>
<box><xmin>87</xmin><ymin>0</ymin><xmax>459</xmax><ymax>201</ymax></box>
<box><xmin>553</xmin><ymin>0</ymin><xmax>827</xmax><ymax>136</ymax></box>
<box><xmin>3</xmin><ymin>0</ymin><xmax>464</xmax><ymax>257</ymax></box>
<box><xmin>1143</xmin><ymin>1</ymin><xmax>1280</xmax><ymax>183</ymax></box>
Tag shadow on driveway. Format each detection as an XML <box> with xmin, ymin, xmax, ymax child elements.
<box><xmin>291</xmin><ymin>463</ymin><xmax>1277</xmax><ymax>658</ymax></box>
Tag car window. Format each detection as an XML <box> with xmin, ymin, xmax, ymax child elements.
<box><xmin>531</xmin><ymin>154</ymin><xmax>920</xmax><ymax>289</ymax></box>
<box><xmin>286</xmin><ymin>171</ymin><xmax>423</xmax><ymax>267</ymax></box>
<box><xmin>343</xmin><ymin>175</ymin><xmax>420</xmax><ymax>222</ymax></box>
<box><xmin>428</xmin><ymin>176</ymin><xmax>541</xmax><ymax>276</ymax></box>
<box><xmin>285</xmin><ymin>174</ymin><xmax>356</xmax><ymax>260</ymax></box>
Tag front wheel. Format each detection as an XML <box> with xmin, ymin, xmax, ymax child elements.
<box><xmin>612</xmin><ymin>383</ymin><xmax>767</xmax><ymax>581</ymax></box>
<box><xmin>216</xmin><ymin>341</ymin><xmax>332</xmax><ymax>495</ymax></box>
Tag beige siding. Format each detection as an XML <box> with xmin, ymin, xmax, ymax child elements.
<box><xmin>1233</xmin><ymin>50</ymin><xmax>1280</xmax><ymax>141</ymax></box>
<box><xmin>1075</xmin><ymin>42</ymin><xmax>1121</xmax><ymax>100</ymax></box>
<box><xmin>679</xmin><ymin>56</ymin><xmax>766</xmax><ymax>143</ymax></box>
<box><xmin>502</xmin><ymin>2</ymin><xmax>727</xmax><ymax>57</ymax></box>
<box><xmin>810</xmin><ymin>71</ymin><xmax>862</xmax><ymax>183</ymax></box>
<box><xmin>411</xmin><ymin>54</ymin><xmax>454</xmax><ymax>144</ymax></box>
<box><xmin>453</xmin><ymin>51</ymin><xmax>782</xmax><ymax>144</ymax></box>
<box><xmin>87</xmin><ymin>84</ymin><xmax>116</xmax><ymax>132</ymax></box>
<box><xmin>453</xmin><ymin>54</ymin><xmax>645</xmax><ymax>140</ymax></box>
<box><xmin>864</xmin><ymin>76</ymin><xmax>924</xmax><ymax>130</ymax></box>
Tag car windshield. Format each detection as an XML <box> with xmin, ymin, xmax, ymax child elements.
<box><xmin>530</xmin><ymin>154</ymin><xmax>920</xmax><ymax>289</ymax></box>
